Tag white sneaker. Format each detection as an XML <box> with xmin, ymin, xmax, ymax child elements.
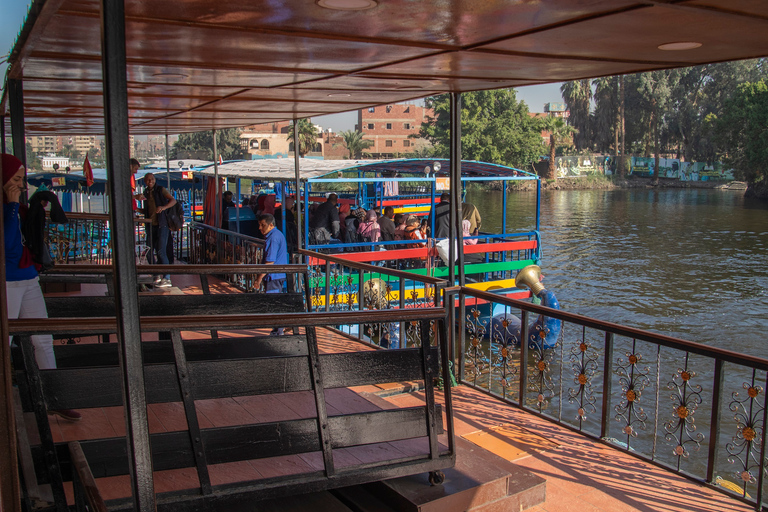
<box><xmin>157</xmin><ymin>279</ymin><xmax>172</xmax><ymax>288</ymax></box>
<box><xmin>153</xmin><ymin>275</ymin><xmax>163</xmax><ymax>284</ymax></box>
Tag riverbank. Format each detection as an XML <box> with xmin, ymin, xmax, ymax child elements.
<box><xmin>484</xmin><ymin>175</ymin><xmax>738</xmax><ymax>192</ymax></box>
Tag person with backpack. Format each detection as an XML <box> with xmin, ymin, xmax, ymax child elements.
<box><xmin>134</xmin><ymin>172</ymin><xmax>176</xmax><ymax>288</ymax></box>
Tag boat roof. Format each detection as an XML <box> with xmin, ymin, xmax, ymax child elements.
<box><xmin>3</xmin><ymin>1</ymin><xmax>768</xmax><ymax>135</ymax></box>
<box><xmin>195</xmin><ymin>158</ymin><xmax>536</xmax><ymax>181</ymax></box>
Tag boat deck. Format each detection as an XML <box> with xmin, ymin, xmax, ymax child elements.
<box><xmin>31</xmin><ymin>272</ymin><xmax>754</xmax><ymax>511</ymax></box>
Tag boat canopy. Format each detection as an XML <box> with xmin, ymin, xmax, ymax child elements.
<box><xmin>196</xmin><ymin>158</ymin><xmax>537</xmax><ymax>181</ymax></box>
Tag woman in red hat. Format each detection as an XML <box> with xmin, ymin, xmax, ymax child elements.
<box><xmin>2</xmin><ymin>153</ymin><xmax>80</xmax><ymax>421</ymax></box>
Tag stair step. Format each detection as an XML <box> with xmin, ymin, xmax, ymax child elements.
<box><xmin>364</xmin><ymin>438</ymin><xmax>546</xmax><ymax>512</ymax></box>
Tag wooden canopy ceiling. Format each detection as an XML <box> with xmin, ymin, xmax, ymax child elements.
<box><xmin>2</xmin><ymin>0</ymin><xmax>768</xmax><ymax>135</ymax></box>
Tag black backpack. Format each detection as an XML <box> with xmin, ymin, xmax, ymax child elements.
<box><xmin>147</xmin><ymin>186</ymin><xmax>184</xmax><ymax>231</ymax></box>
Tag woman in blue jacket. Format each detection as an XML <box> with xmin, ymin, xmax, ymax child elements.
<box><xmin>3</xmin><ymin>153</ymin><xmax>80</xmax><ymax>421</ymax></box>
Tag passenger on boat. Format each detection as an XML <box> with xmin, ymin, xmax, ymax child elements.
<box><xmin>378</xmin><ymin>206</ymin><xmax>396</xmax><ymax>242</ymax></box>
<box><xmin>429</xmin><ymin>192</ymin><xmax>451</xmax><ymax>238</ymax></box>
<box><xmin>394</xmin><ymin>213</ymin><xmax>406</xmax><ymax>240</ymax></box>
<box><xmin>135</xmin><ymin>172</ymin><xmax>176</xmax><ymax>288</ymax></box>
<box><xmin>358</xmin><ymin>209</ymin><xmax>381</xmax><ymax>243</ymax></box>
<box><xmin>221</xmin><ymin>190</ymin><xmax>236</xmax><ymax>230</ymax></box>
<box><xmin>255</xmin><ymin>213</ymin><xmax>288</xmax><ymax>336</ymax></box>
<box><xmin>403</xmin><ymin>216</ymin><xmax>427</xmax><ymax>268</ymax></box>
<box><xmin>463</xmin><ymin>220</ymin><xmax>478</xmax><ymax>245</ymax></box>
<box><xmin>3</xmin><ymin>153</ymin><xmax>81</xmax><ymax>422</ymax></box>
<box><xmin>462</xmin><ymin>201</ymin><xmax>482</xmax><ymax>235</ymax></box>
<box><xmin>309</xmin><ymin>193</ymin><xmax>340</xmax><ymax>244</ymax></box>
<box><xmin>130</xmin><ymin>158</ymin><xmax>140</xmax><ymax>213</ymax></box>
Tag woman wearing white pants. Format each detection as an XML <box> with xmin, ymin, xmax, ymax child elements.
<box><xmin>3</xmin><ymin>153</ymin><xmax>80</xmax><ymax>421</ymax></box>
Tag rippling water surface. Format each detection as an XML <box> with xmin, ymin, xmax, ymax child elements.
<box><xmin>466</xmin><ymin>188</ymin><xmax>768</xmax><ymax>349</ymax></box>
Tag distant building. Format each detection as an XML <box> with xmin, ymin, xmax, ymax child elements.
<box><xmin>240</xmin><ymin>121</ymin><xmax>323</xmax><ymax>158</ymax></box>
<box><xmin>543</xmin><ymin>102</ymin><xmax>569</xmax><ymax>118</ymax></box>
<box><xmin>41</xmin><ymin>156</ymin><xmax>70</xmax><ymax>170</ymax></box>
<box><xmin>356</xmin><ymin>103</ymin><xmax>433</xmax><ymax>159</ymax></box>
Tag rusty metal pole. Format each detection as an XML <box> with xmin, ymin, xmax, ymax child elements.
<box><xmin>293</xmin><ymin>120</ymin><xmax>303</xmax><ymax>260</ymax></box>
<box><xmin>100</xmin><ymin>0</ymin><xmax>156</xmax><ymax>509</ymax></box>
<box><xmin>0</xmin><ymin>146</ymin><xmax>22</xmax><ymax>512</ymax></box>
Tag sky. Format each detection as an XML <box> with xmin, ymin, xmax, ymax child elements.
<box><xmin>1</xmin><ymin>0</ymin><xmax>563</xmax><ymax>133</ymax></box>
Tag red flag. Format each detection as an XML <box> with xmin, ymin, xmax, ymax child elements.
<box><xmin>83</xmin><ymin>154</ymin><xmax>94</xmax><ymax>187</ymax></box>
<box><xmin>219</xmin><ymin>154</ymin><xmax>224</xmax><ymax>165</ymax></box>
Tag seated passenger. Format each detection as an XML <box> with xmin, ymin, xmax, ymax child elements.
<box><xmin>357</xmin><ymin>209</ymin><xmax>381</xmax><ymax>243</ymax></box>
<box><xmin>463</xmin><ymin>219</ymin><xmax>478</xmax><ymax>245</ymax></box>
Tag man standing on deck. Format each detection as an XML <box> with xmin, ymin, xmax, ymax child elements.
<box><xmin>309</xmin><ymin>193</ymin><xmax>340</xmax><ymax>244</ymax></box>
<box><xmin>134</xmin><ymin>173</ymin><xmax>176</xmax><ymax>288</ymax></box>
<box><xmin>378</xmin><ymin>206</ymin><xmax>396</xmax><ymax>242</ymax></box>
<box><xmin>429</xmin><ymin>192</ymin><xmax>451</xmax><ymax>238</ymax></box>
<box><xmin>255</xmin><ymin>213</ymin><xmax>288</xmax><ymax>335</ymax></box>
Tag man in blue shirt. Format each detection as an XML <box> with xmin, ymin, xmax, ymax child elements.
<box><xmin>255</xmin><ymin>213</ymin><xmax>288</xmax><ymax>335</ymax></box>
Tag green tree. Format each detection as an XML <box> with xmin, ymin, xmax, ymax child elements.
<box><xmin>541</xmin><ymin>117</ymin><xmax>577</xmax><ymax>180</ymax></box>
<box><xmin>711</xmin><ymin>79</ymin><xmax>768</xmax><ymax>197</ymax></box>
<box><xmin>419</xmin><ymin>90</ymin><xmax>544</xmax><ymax>169</ymax></box>
<box><xmin>635</xmin><ymin>70</ymin><xmax>681</xmax><ymax>181</ymax></box>
<box><xmin>25</xmin><ymin>142</ymin><xmax>42</xmax><ymax>171</ymax></box>
<box><xmin>561</xmin><ymin>80</ymin><xmax>592</xmax><ymax>151</ymax></box>
<box><xmin>339</xmin><ymin>130</ymin><xmax>373</xmax><ymax>159</ymax></box>
<box><xmin>287</xmin><ymin>119</ymin><xmax>320</xmax><ymax>157</ymax></box>
<box><xmin>172</xmin><ymin>128</ymin><xmax>243</xmax><ymax>160</ymax></box>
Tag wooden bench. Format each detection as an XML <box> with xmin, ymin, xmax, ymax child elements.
<box><xmin>11</xmin><ymin>309</ymin><xmax>454</xmax><ymax>512</ymax></box>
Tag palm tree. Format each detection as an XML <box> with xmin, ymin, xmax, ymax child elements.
<box><xmin>540</xmin><ymin>117</ymin><xmax>578</xmax><ymax>180</ymax></box>
<box><xmin>560</xmin><ymin>80</ymin><xmax>592</xmax><ymax>151</ymax></box>
<box><xmin>288</xmin><ymin>119</ymin><xmax>320</xmax><ymax>157</ymax></box>
<box><xmin>339</xmin><ymin>130</ymin><xmax>373</xmax><ymax>159</ymax></box>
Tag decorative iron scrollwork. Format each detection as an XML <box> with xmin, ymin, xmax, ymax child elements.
<box><xmin>614</xmin><ymin>341</ymin><xmax>650</xmax><ymax>449</ymax></box>
<box><xmin>663</xmin><ymin>354</ymin><xmax>703</xmax><ymax>468</ymax></box>
<box><xmin>726</xmin><ymin>371</ymin><xmax>764</xmax><ymax>495</ymax></box>
<box><xmin>464</xmin><ymin>307</ymin><xmax>490</xmax><ymax>385</ymax></box>
<box><xmin>567</xmin><ymin>327</ymin><xmax>598</xmax><ymax>427</ymax></box>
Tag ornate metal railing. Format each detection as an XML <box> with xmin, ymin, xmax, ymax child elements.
<box><xmin>448</xmin><ymin>286</ymin><xmax>768</xmax><ymax>510</ymax></box>
<box><xmin>300</xmin><ymin>249</ymin><xmax>448</xmax><ymax>349</ymax></box>
<box><xmin>46</xmin><ymin>213</ymin><xmax>113</xmax><ymax>265</ymax></box>
<box><xmin>45</xmin><ymin>213</ymin><xmax>191</xmax><ymax>265</ymax></box>
<box><xmin>186</xmin><ymin>222</ymin><xmax>265</xmax><ymax>291</ymax></box>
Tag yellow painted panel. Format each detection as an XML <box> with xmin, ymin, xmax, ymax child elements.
<box><xmin>465</xmin><ymin>279</ymin><xmax>517</xmax><ymax>291</ymax></box>
<box><xmin>394</xmin><ymin>206</ymin><xmax>431</xmax><ymax>214</ymax></box>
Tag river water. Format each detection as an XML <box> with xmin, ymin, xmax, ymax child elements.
<box><xmin>466</xmin><ymin>187</ymin><xmax>768</xmax><ymax>350</ymax></box>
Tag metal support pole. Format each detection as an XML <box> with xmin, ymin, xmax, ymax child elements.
<box><xmin>9</xmin><ymin>80</ymin><xmax>27</xmax><ymax>205</ymax></box>
<box><xmin>101</xmin><ymin>0</ymin><xmax>155</xmax><ymax>509</ymax></box>
<box><xmin>0</xmin><ymin>126</ymin><xmax>21</xmax><ymax>512</ymax></box>
<box><xmin>9</xmin><ymin>80</ymin><xmax>26</xmax><ymax>169</ymax></box>
<box><xmin>294</xmin><ymin>120</ymin><xmax>303</xmax><ymax>257</ymax></box>
<box><xmin>213</xmin><ymin>129</ymin><xmax>219</xmax><ymax>229</ymax></box>
<box><xmin>165</xmin><ymin>134</ymin><xmax>170</xmax><ymax>188</ymax></box>
<box><xmin>449</xmin><ymin>93</ymin><xmax>464</xmax><ymax>287</ymax></box>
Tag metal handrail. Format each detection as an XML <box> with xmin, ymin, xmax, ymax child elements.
<box><xmin>45</xmin><ymin>264</ymin><xmax>307</xmax><ymax>275</ymax></box>
<box><xmin>8</xmin><ymin>308</ymin><xmax>446</xmax><ymax>336</ymax></box>
<box><xmin>455</xmin><ymin>287</ymin><xmax>768</xmax><ymax>371</ymax></box>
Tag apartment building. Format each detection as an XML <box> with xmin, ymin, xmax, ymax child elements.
<box><xmin>356</xmin><ymin>103</ymin><xmax>432</xmax><ymax>159</ymax></box>
<box><xmin>240</xmin><ymin>121</ymin><xmax>323</xmax><ymax>158</ymax></box>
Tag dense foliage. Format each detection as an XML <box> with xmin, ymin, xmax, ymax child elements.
<box><xmin>710</xmin><ymin>80</ymin><xmax>768</xmax><ymax>195</ymax></box>
<box><xmin>419</xmin><ymin>90</ymin><xmax>545</xmax><ymax>170</ymax></box>
<box><xmin>172</xmin><ymin>128</ymin><xmax>244</xmax><ymax>160</ymax></box>
<box><xmin>559</xmin><ymin>59</ymin><xmax>768</xmax><ymax>187</ymax></box>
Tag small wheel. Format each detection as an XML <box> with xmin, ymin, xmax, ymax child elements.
<box><xmin>428</xmin><ymin>470</ymin><xmax>445</xmax><ymax>486</ymax></box>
